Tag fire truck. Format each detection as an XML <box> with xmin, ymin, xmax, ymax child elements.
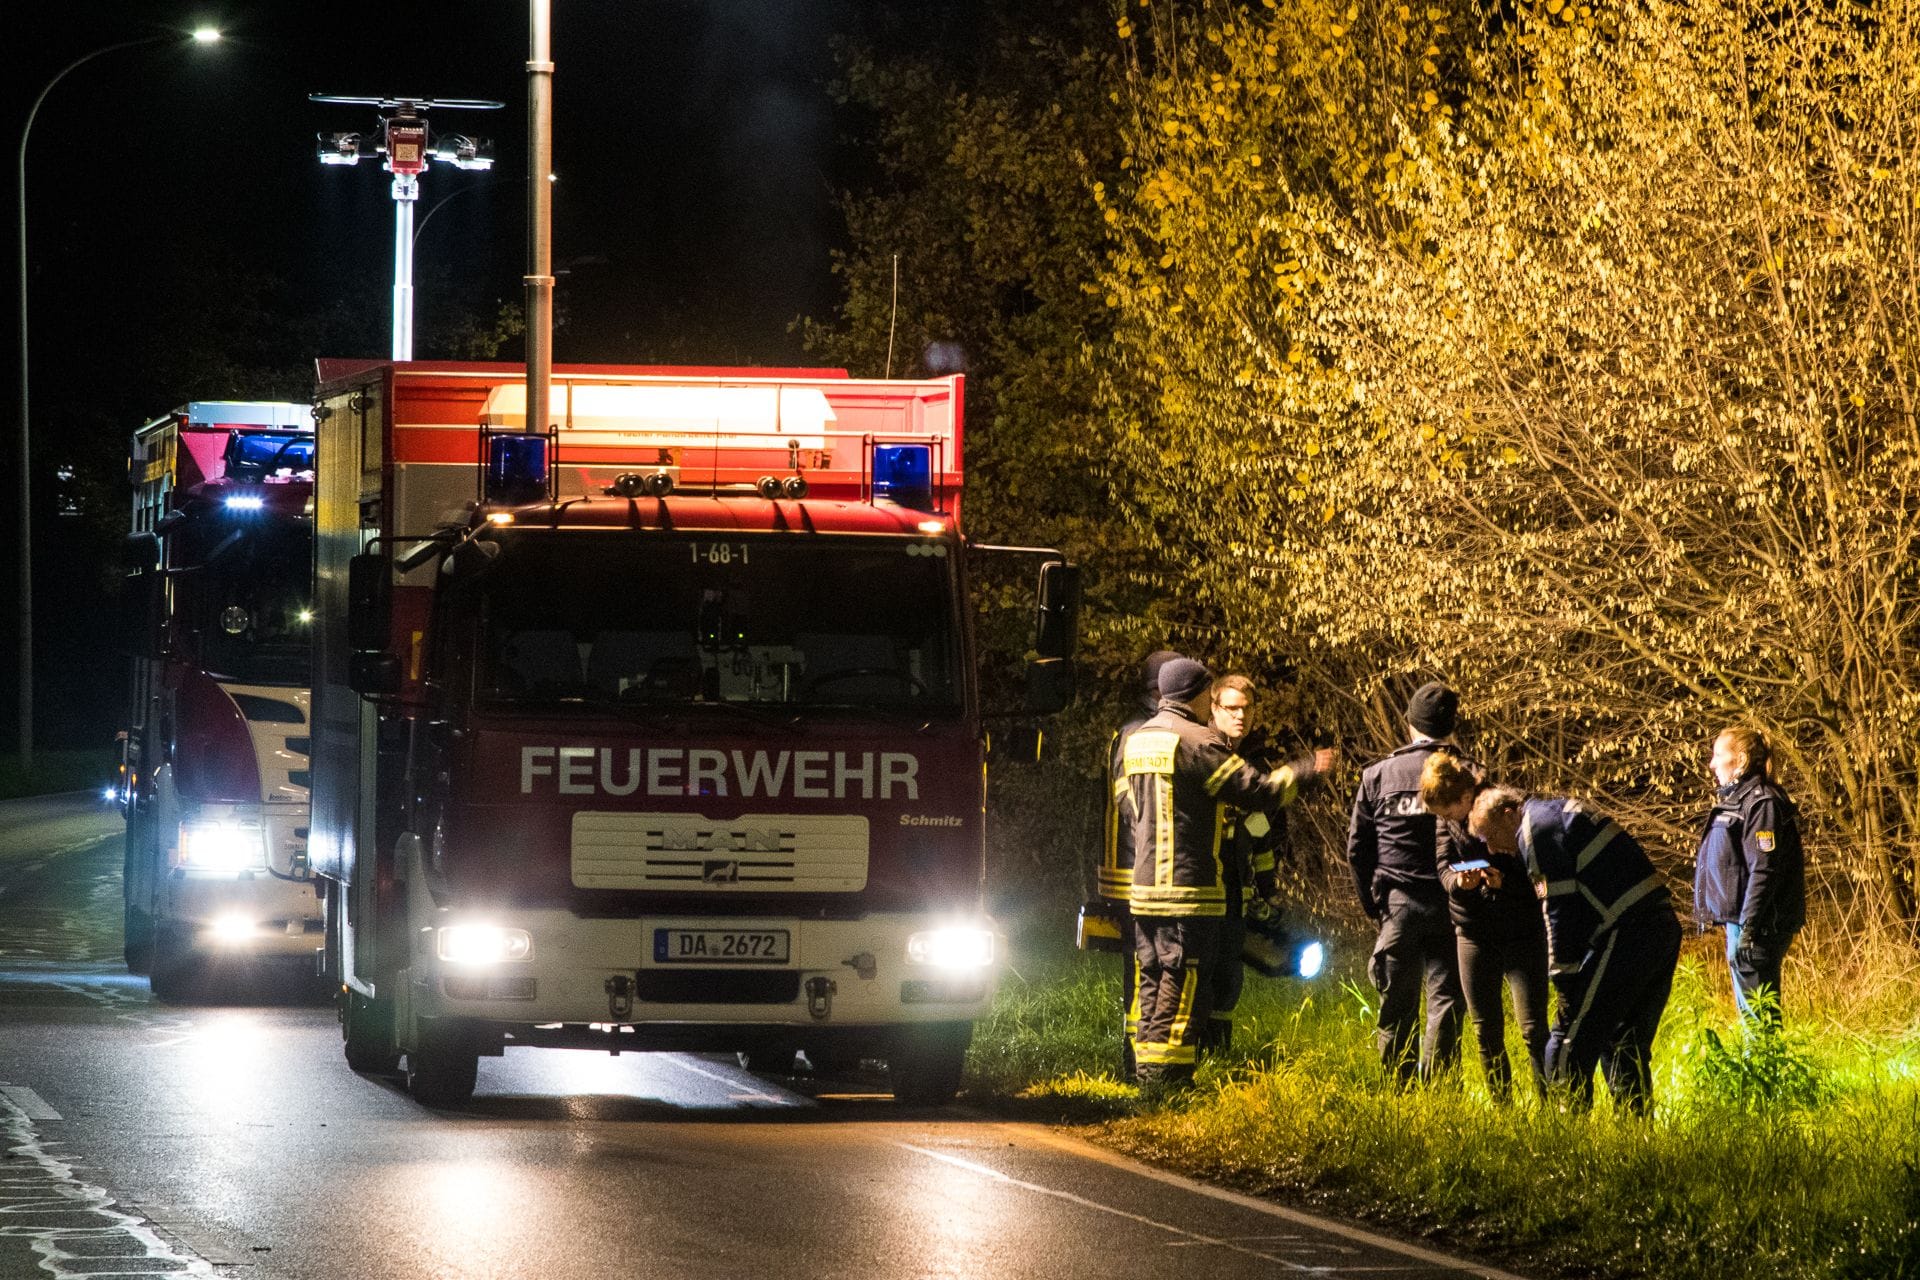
<box><xmin>119</xmin><ymin>401</ymin><xmax>319</xmax><ymax>999</ymax></box>
<box><xmin>311</xmin><ymin>360</ymin><xmax>1076</xmax><ymax>1106</ymax></box>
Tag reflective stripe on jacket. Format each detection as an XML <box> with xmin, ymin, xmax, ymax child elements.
<box><xmin>1518</xmin><ymin>797</ymin><xmax>1670</xmax><ymax>975</ymax></box>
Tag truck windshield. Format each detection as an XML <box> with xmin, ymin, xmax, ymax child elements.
<box><xmin>472</xmin><ymin>532</ymin><xmax>962</xmax><ymax>715</ymax></box>
<box><xmin>171</xmin><ymin>512</ymin><xmax>312</xmax><ymax>686</ymax></box>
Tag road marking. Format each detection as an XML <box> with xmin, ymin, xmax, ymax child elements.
<box><xmin>0</xmin><ymin>1088</ymin><xmax>214</xmax><ymax>1277</ymax></box>
<box><xmin>900</xmin><ymin>1142</ymin><xmax>1329</xmax><ymax>1272</ymax></box>
<box><xmin>1000</xmin><ymin>1125</ymin><xmax>1532</xmax><ymax>1280</ymax></box>
<box><xmin>0</xmin><ymin>1086</ymin><xmax>60</xmax><ymax>1120</ymax></box>
<box><xmin>665</xmin><ymin>1054</ymin><xmax>795</xmax><ymax>1104</ymax></box>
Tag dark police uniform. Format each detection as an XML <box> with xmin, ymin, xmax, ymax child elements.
<box><xmin>1206</xmin><ymin>730</ymin><xmax>1289</xmax><ymax>1052</ymax></box>
<box><xmin>1519</xmin><ymin>797</ymin><xmax>1681</xmax><ymax>1113</ymax></box>
<box><xmin>1694</xmin><ymin>772</ymin><xmax>1805</xmax><ymax>1020</ymax></box>
<box><xmin>1125</xmin><ymin>703</ymin><xmax>1317</xmax><ymax>1083</ymax></box>
<box><xmin>1347</xmin><ymin>741</ymin><xmax>1465</xmax><ymax>1082</ymax></box>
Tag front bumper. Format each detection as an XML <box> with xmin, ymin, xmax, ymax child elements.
<box><xmin>406</xmin><ymin>907</ymin><xmax>1003</xmax><ymax>1033</ymax></box>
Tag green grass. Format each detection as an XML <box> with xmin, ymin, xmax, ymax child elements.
<box><xmin>966</xmin><ymin>931</ymin><xmax>1920</xmax><ymax>1280</ymax></box>
<box><xmin>0</xmin><ymin>747</ymin><xmax>115</xmax><ymax>800</ymax></box>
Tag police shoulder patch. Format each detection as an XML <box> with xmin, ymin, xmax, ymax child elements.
<box><xmin>1755</xmin><ymin>830</ymin><xmax>1776</xmax><ymax>852</ymax></box>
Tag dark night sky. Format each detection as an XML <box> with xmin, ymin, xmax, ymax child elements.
<box><xmin>10</xmin><ymin>0</ymin><xmax>957</xmax><ymax>749</ymax></box>
<box><xmin>15</xmin><ymin>0</ymin><xmax>861</xmax><ymax>373</ymax></box>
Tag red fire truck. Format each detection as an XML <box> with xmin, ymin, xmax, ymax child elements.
<box><xmin>310</xmin><ymin>360</ymin><xmax>1076</xmax><ymax>1106</ymax></box>
<box><xmin>119</xmin><ymin>401</ymin><xmax>319</xmax><ymax>998</ymax></box>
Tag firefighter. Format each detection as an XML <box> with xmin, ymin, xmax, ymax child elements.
<box><xmin>1100</xmin><ymin>650</ymin><xmax>1181</xmax><ymax>1076</ymax></box>
<box><xmin>1470</xmin><ymin>785</ymin><xmax>1682</xmax><ymax>1114</ymax></box>
<box><xmin>1694</xmin><ymin>727</ymin><xmax>1805</xmax><ymax>1024</ymax></box>
<box><xmin>1125</xmin><ymin>658</ymin><xmax>1334</xmax><ymax>1087</ymax></box>
<box><xmin>1203</xmin><ymin>673</ymin><xmax>1289</xmax><ymax>1053</ymax></box>
<box><xmin>1419</xmin><ymin>751</ymin><xmax>1549</xmax><ymax>1098</ymax></box>
<box><xmin>1346</xmin><ymin>681</ymin><xmax>1467</xmax><ymax>1084</ymax></box>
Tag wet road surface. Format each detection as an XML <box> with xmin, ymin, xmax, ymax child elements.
<box><xmin>0</xmin><ymin>793</ymin><xmax>1525</xmax><ymax>1279</ymax></box>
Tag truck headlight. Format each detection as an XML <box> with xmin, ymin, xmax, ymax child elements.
<box><xmin>906</xmin><ymin>927</ymin><xmax>995</xmax><ymax>971</ymax></box>
<box><xmin>437</xmin><ymin>925</ymin><xmax>533</xmax><ymax>966</ymax></box>
<box><xmin>178</xmin><ymin>820</ymin><xmax>266</xmax><ymax>871</ymax></box>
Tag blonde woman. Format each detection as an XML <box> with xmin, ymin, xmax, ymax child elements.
<box><xmin>1420</xmin><ymin>753</ymin><xmax>1548</xmax><ymax>1098</ymax></box>
<box><xmin>1694</xmin><ymin>728</ymin><xmax>1805</xmax><ymax>1023</ymax></box>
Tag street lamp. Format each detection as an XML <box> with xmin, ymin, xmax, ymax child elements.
<box><xmin>309</xmin><ymin>95</ymin><xmax>503</xmax><ymax>361</ymax></box>
<box><xmin>15</xmin><ymin>27</ymin><xmax>222</xmax><ymax>769</ymax></box>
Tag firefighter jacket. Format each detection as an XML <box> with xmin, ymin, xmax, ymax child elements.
<box><xmin>1693</xmin><ymin>774</ymin><xmax>1806</xmax><ymax>936</ymax></box>
<box><xmin>1518</xmin><ymin>798</ymin><xmax>1671</xmax><ymax>976</ymax></box>
<box><xmin>1222</xmin><ymin>731</ymin><xmax>1289</xmax><ymax>905</ymax></box>
<box><xmin>1346</xmin><ymin>740</ymin><xmax>1451</xmax><ymax>921</ymax></box>
<box><xmin>1099</xmin><ymin>701</ymin><xmax>1159</xmax><ymax>904</ymax></box>
<box><xmin>1124</xmin><ymin>703</ymin><xmax>1319</xmax><ymax>918</ymax></box>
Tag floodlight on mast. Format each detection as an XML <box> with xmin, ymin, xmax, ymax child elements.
<box><xmin>309</xmin><ymin>94</ymin><xmax>504</xmax><ymax>360</ymax></box>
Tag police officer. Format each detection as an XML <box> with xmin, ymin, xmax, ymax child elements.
<box><xmin>1125</xmin><ymin>658</ymin><xmax>1333</xmax><ymax>1087</ymax></box>
<box><xmin>1100</xmin><ymin>650</ymin><xmax>1180</xmax><ymax>1075</ymax></box>
<box><xmin>1203</xmin><ymin>673</ymin><xmax>1289</xmax><ymax>1053</ymax></box>
<box><xmin>1346</xmin><ymin>681</ymin><xmax>1466</xmax><ymax>1084</ymax></box>
<box><xmin>1470</xmin><ymin>786</ymin><xmax>1682</xmax><ymax>1114</ymax></box>
<box><xmin>1695</xmin><ymin>727</ymin><xmax>1805</xmax><ymax>1024</ymax></box>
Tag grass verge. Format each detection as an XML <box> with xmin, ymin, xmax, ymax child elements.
<box><xmin>0</xmin><ymin>747</ymin><xmax>115</xmax><ymax>801</ymax></box>
<box><xmin>967</xmin><ymin>930</ymin><xmax>1920</xmax><ymax>1280</ymax></box>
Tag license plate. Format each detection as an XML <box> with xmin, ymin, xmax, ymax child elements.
<box><xmin>653</xmin><ymin>928</ymin><xmax>791</xmax><ymax>965</ymax></box>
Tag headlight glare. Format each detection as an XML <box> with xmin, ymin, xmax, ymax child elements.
<box><xmin>178</xmin><ymin>820</ymin><xmax>266</xmax><ymax>871</ymax></box>
<box><xmin>906</xmin><ymin>927</ymin><xmax>995</xmax><ymax>971</ymax></box>
<box><xmin>437</xmin><ymin>924</ymin><xmax>533</xmax><ymax>966</ymax></box>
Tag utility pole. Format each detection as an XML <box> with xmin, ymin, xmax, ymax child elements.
<box><xmin>525</xmin><ymin>0</ymin><xmax>555</xmax><ymax>437</ymax></box>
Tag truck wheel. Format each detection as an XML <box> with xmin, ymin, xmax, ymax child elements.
<box><xmin>123</xmin><ymin>904</ymin><xmax>153</xmax><ymax>975</ymax></box>
<box><xmin>407</xmin><ymin>1022</ymin><xmax>479</xmax><ymax>1108</ymax></box>
<box><xmin>888</xmin><ymin>1022</ymin><xmax>971</xmax><ymax>1107</ymax></box>
<box><xmin>342</xmin><ymin>989</ymin><xmax>402</xmax><ymax>1075</ymax></box>
<box><xmin>148</xmin><ymin>927</ymin><xmax>200</xmax><ymax>1003</ymax></box>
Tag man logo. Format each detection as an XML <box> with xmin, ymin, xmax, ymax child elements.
<box><xmin>703</xmin><ymin>860</ymin><xmax>741</xmax><ymax>883</ymax></box>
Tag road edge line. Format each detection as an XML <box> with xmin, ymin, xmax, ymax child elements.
<box><xmin>1001</xmin><ymin>1121</ymin><xmax>1534</xmax><ymax>1280</ymax></box>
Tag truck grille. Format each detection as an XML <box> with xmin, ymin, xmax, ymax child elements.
<box><xmin>570</xmin><ymin>812</ymin><xmax>869</xmax><ymax>893</ymax></box>
<box><xmin>634</xmin><ymin>969</ymin><xmax>801</xmax><ymax>1004</ymax></box>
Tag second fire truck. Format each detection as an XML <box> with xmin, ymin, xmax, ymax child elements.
<box><xmin>120</xmin><ymin>401</ymin><xmax>319</xmax><ymax>998</ymax></box>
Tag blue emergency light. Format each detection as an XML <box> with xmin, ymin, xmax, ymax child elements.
<box><xmin>486</xmin><ymin>433</ymin><xmax>549</xmax><ymax>506</ymax></box>
<box><xmin>872</xmin><ymin>444</ymin><xmax>934</xmax><ymax>511</ymax></box>
<box><xmin>224</xmin><ymin>494</ymin><xmax>266</xmax><ymax>512</ymax></box>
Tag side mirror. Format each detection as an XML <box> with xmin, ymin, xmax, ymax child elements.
<box><xmin>1024</xmin><ymin>657</ymin><xmax>1075</xmax><ymax>715</ymax></box>
<box><xmin>1034</xmin><ymin>560</ymin><xmax>1080</xmax><ymax>661</ymax></box>
<box><xmin>987</xmin><ymin>723</ymin><xmax>1045</xmax><ymax>762</ymax></box>
<box><xmin>348</xmin><ymin>652</ymin><xmax>403</xmax><ymax>698</ymax></box>
<box><xmin>117</xmin><ymin>534</ymin><xmax>164</xmax><ymax>660</ymax></box>
<box><xmin>347</xmin><ymin>552</ymin><xmax>391</xmax><ymax>652</ymax></box>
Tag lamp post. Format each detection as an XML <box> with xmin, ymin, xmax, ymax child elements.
<box><xmin>14</xmin><ymin>26</ymin><xmax>221</xmax><ymax>769</ymax></box>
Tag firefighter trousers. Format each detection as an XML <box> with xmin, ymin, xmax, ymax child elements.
<box><xmin>1119</xmin><ymin>912</ymin><xmax>1140</xmax><ymax>1077</ymax></box>
<box><xmin>1132</xmin><ymin>916</ymin><xmax>1219</xmax><ymax>1084</ymax></box>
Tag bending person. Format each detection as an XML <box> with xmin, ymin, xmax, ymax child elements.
<box><xmin>1469</xmin><ymin>786</ymin><xmax>1681</xmax><ymax>1114</ymax></box>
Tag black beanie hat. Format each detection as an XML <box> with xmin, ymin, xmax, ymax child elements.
<box><xmin>1142</xmin><ymin>650</ymin><xmax>1181</xmax><ymax>697</ymax></box>
<box><xmin>1405</xmin><ymin>681</ymin><xmax>1459</xmax><ymax>738</ymax></box>
<box><xmin>1158</xmin><ymin>657</ymin><xmax>1213</xmax><ymax>704</ymax></box>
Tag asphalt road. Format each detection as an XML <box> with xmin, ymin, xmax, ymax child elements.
<box><xmin>0</xmin><ymin>793</ymin><xmax>1526</xmax><ymax>1280</ymax></box>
